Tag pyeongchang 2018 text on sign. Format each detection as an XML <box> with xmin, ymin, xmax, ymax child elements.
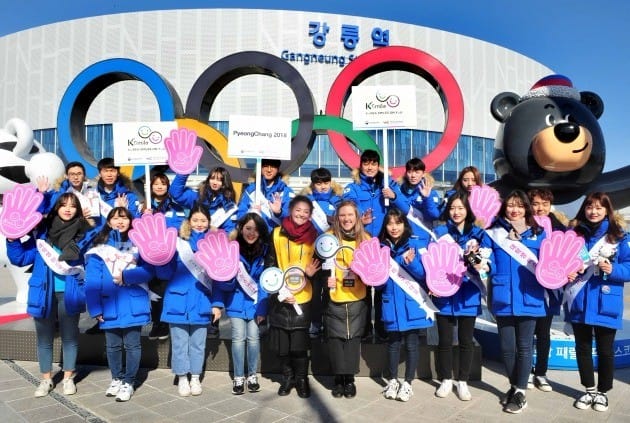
<box><xmin>112</xmin><ymin>121</ymin><xmax>177</xmax><ymax>166</ymax></box>
<box><xmin>228</xmin><ymin>115</ymin><xmax>292</xmax><ymax>160</ymax></box>
<box><xmin>351</xmin><ymin>85</ymin><xmax>417</xmax><ymax>130</ymax></box>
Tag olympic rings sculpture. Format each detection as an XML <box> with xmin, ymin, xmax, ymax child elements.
<box><xmin>56</xmin><ymin>46</ymin><xmax>464</xmax><ymax>181</ymax></box>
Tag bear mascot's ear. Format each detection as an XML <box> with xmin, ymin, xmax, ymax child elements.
<box><xmin>490</xmin><ymin>92</ymin><xmax>520</xmax><ymax>123</ymax></box>
<box><xmin>580</xmin><ymin>91</ymin><xmax>604</xmax><ymax>119</ymax></box>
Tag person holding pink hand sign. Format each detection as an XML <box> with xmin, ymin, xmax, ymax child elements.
<box><xmin>377</xmin><ymin>208</ymin><xmax>433</xmax><ymax>403</ymax></box>
<box><xmin>153</xmin><ymin>205</ymin><xmax>220</xmax><ymax>397</ymax></box>
<box><xmin>484</xmin><ymin>190</ymin><xmax>546</xmax><ymax>414</ymax></box>
<box><xmin>566</xmin><ymin>192</ymin><xmax>630</xmax><ymax>412</ymax></box>
<box><xmin>432</xmin><ymin>191</ymin><xmax>491</xmax><ymax>402</ymax></box>
<box><xmin>5</xmin><ymin>192</ymin><xmax>96</xmax><ymax>398</ymax></box>
<box><xmin>211</xmin><ymin>213</ymin><xmax>274</xmax><ymax>395</ymax></box>
<box><xmin>166</xmin><ymin>128</ymin><xmax>239</xmax><ymax>234</ymax></box>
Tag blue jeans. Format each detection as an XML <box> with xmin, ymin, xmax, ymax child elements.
<box><xmin>169</xmin><ymin>323</ymin><xmax>207</xmax><ymax>375</ymax></box>
<box><xmin>387</xmin><ymin>330</ymin><xmax>420</xmax><ymax>382</ymax></box>
<box><xmin>496</xmin><ymin>316</ymin><xmax>536</xmax><ymax>390</ymax></box>
<box><xmin>104</xmin><ymin>326</ymin><xmax>142</xmax><ymax>385</ymax></box>
<box><xmin>230</xmin><ymin>317</ymin><xmax>260</xmax><ymax>377</ymax></box>
<box><xmin>34</xmin><ymin>292</ymin><xmax>79</xmax><ymax>374</ymax></box>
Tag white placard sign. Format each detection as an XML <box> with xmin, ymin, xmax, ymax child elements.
<box><xmin>228</xmin><ymin>115</ymin><xmax>292</xmax><ymax>160</ymax></box>
<box><xmin>112</xmin><ymin>121</ymin><xmax>178</xmax><ymax>165</ymax></box>
<box><xmin>351</xmin><ymin>85</ymin><xmax>417</xmax><ymax>129</ymax></box>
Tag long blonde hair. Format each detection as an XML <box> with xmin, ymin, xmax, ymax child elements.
<box><xmin>331</xmin><ymin>200</ymin><xmax>370</xmax><ymax>242</ymax></box>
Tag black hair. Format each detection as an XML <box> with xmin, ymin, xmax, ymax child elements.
<box><xmin>439</xmin><ymin>190</ymin><xmax>476</xmax><ymax>234</ymax></box>
<box><xmin>97</xmin><ymin>157</ymin><xmax>118</xmax><ymax>171</ymax></box>
<box><xmin>378</xmin><ymin>207</ymin><xmax>412</xmax><ymax>247</ymax></box>
<box><xmin>92</xmin><ymin>207</ymin><xmax>133</xmax><ymax>245</ymax></box>
<box><xmin>360</xmin><ymin>149</ymin><xmax>380</xmax><ymax>164</ymax></box>
<box><xmin>65</xmin><ymin>161</ymin><xmax>85</xmax><ymax>174</ymax></box>
<box><xmin>236</xmin><ymin>212</ymin><xmax>270</xmax><ymax>259</ymax></box>
<box><xmin>405</xmin><ymin>157</ymin><xmax>426</xmax><ymax>172</ymax></box>
<box><xmin>310</xmin><ymin>167</ymin><xmax>332</xmax><ymax>184</ymax></box>
<box><xmin>289</xmin><ymin>195</ymin><xmax>313</xmax><ymax>213</ymax></box>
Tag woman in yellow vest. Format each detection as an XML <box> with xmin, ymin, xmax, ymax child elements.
<box><xmin>269</xmin><ymin>195</ymin><xmax>320</xmax><ymax>398</ymax></box>
<box><xmin>324</xmin><ymin>200</ymin><xmax>370</xmax><ymax>398</ymax></box>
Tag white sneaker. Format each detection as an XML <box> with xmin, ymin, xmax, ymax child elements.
<box><xmin>62</xmin><ymin>377</ymin><xmax>76</xmax><ymax>395</ymax></box>
<box><xmin>383</xmin><ymin>379</ymin><xmax>400</xmax><ymax>400</ymax></box>
<box><xmin>178</xmin><ymin>377</ymin><xmax>191</xmax><ymax>397</ymax></box>
<box><xmin>534</xmin><ymin>376</ymin><xmax>552</xmax><ymax>392</ymax></box>
<box><xmin>455</xmin><ymin>381</ymin><xmax>472</xmax><ymax>401</ymax></box>
<box><xmin>115</xmin><ymin>383</ymin><xmax>134</xmax><ymax>402</ymax></box>
<box><xmin>527</xmin><ymin>373</ymin><xmax>534</xmax><ymax>389</ymax></box>
<box><xmin>105</xmin><ymin>379</ymin><xmax>122</xmax><ymax>397</ymax></box>
<box><xmin>396</xmin><ymin>381</ymin><xmax>413</xmax><ymax>402</ymax></box>
<box><xmin>190</xmin><ymin>377</ymin><xmax>202</xmax><ymax>396</ymax></box>
<box><xmin>34</xmin><ymin>379</ymin><xmax>54</xmax><ymax>397</ymax></box>
<box><xmin>435</xmin><ymin>379</ymin><xmax>453</xmax><ymax>398</ymax></box>
<box><xmin>592</xmin><ymin>392</ymin><xmax>608</xmax><ymax>412</ymax></box>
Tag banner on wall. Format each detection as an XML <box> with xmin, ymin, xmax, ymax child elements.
<box><xmin>112</xmin><ymin>121</ymin><xmax>178</xmax><ymax>166</ymax></box>
<box><xmin>227</xmin><ymin>115</ymin><xmax>292</xmax><ymax>160</ymax></box>
<box><xmin>351</xmin><ymin>85</ymin><xmax>417</xmax><ymax>129</ymax></box>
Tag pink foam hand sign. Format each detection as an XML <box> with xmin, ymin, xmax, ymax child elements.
<box><xmin>350</xmin><ymin>237</ymin><xmax>390</xmax><ymax>287</ymax></box>
<box><xmin>534</xmin><ymin>215</ymin><xmax>552</xmax><ymax>236</ymax></box>
<box><xmin>194</xmin><ymin>230</ymin><xmax>239</xmax><ymax>282</ymax></box>
<box><xmin>128</xmin><ymin>213</ymin><xmax>178</xmax><ymax>266</ymax></box>
<box><xmin>164</xmin><ymin>128</ymin><xmax>203</xmax><ymax>175</ymax></box>
<box><xmin>421</xmin><ymin>239</ymin><xmax>467</xmax><ymax>297</ymax></box>
<box><xmin>469</xmin><ymin>185</ymin><xmax>501</xmax><ymax>229</ymax></box>
<box><xmin>536</xmin><ymin>230</ymin><xmax>585</xmax><ymax>289</ymax></box>
<box><xmin>0</xmin><ymin>184</ymin><xmax>44</xmax><ymax>239</ymax></box>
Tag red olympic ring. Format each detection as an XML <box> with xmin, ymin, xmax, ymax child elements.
<box><xmin>325</xmin><ymin>46</ymin><xmax>464</xmax><ymax>177</ymax></box>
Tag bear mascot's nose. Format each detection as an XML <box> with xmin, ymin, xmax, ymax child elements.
<box><xmin>554</xmin><ymin>122</ymin><xmax>580</xmax><ymax>143</ymax></box>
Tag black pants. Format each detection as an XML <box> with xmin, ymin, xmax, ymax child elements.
<box><xmin>533</xmin><ymin>314</ymin><xmax>553</xmax><ymax>376</ymax></box>
<box><xmin>150</xmin><ymin>278</ymin><xmax>168</xmax><ymax>323</ymax></box>
<box><xmin>436</xmin><ymin>315</ymin><xmax>476</xmax><ymax>381</ymax></box>
<box><xmin>387</xmin><ymin>330</ymin><xmax>420</xmax><ymax>382</ymax></box>
<box><xmin>572</xmin><ymin>322</ymin><xmax>616</xmax><ymax>393</ymax></box>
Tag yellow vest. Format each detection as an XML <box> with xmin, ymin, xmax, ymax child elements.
<box><xmin>272</xmin><ymin>227</ymin><xmax>314</xmax><ymax>304</ymax></box>
<box><xmin>328</xmin><ymin>234</ymin><xmax>367</xmax><ymax>303</ymax></box>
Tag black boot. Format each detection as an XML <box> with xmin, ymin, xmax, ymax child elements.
<box><xmin>277</xmin><ymin>358</ymin><xmax>294</xmax><ymax>396</ymax></box>
<box><xmin>332</xmin><ymin>375</ymin><xmax>344</xmax><ymax>398</ymax></box>
<box><xmin>293</xmin><ymin>356</ymin><xmax>311</xmax><ymax>398</ymax></box>
<box><xmin>344</xmin><ymin>374</ymin><xmax>357</xmax><ymax>398</ymax></box>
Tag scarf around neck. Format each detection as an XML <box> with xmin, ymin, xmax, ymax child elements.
<box><xmin>47</xmin><ymin>215</ymin><xmax>88</xmax><ymax>262</ymax></box>
<box><xmin>280</xmin><ymin>217</ymin><xmax>317</xmax><ymax>245</ymax></box>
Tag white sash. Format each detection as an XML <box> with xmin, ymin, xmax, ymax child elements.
<box><xmin>485</xmin><ymin>226</ymin><xmax>538</xmax><ymax>274</ymax></box>
<box><xmin>311</xmin><ymin>201</ymin><xmax>331</xmax><ymax>233</ymax></box>
<box><xmin>248</xmin><ymin>191</ymin><xmax>281</xmax><ymax>225</ymax></box>
<box><xmin>389</xmin><ymin>258</ymin><xmax>439</xmax><ymax>321</ymax></box>
<box><xmin>564</xmin><ymin>236</ymin><xmax>618</xmax><ymax>312</ymax></box>
<box><xmin>437</xmin><ymin>233</ymin><xmax>487</xmax><ymax>298</ymax></box>
<box><xmin>211</xmin><ymin>204</ymin><xmax>238</xmax><ymax>229</ymax></box>
<box><xmin>36</xmin><ymin>239</ymin><xmax>85</xmax><ymax>279</ymax></box>
<box><xmin>236</xmin><ymin>261</ymin><xmax>259</xmax><ymax>303</ymax></box>
<box><xmin>68</xmin><ymin>186</ymin><xmax>100</xmax><ymax>217</ymax></box>
<box><xmin>407</xmin><ymin>206</ymin><xmax>437</xmax><ymax>241</ymax></box>
<box><xmin>176</xmin><ymin>238</ymin><xmax>212</xmax><ymax>292</ymax></box>
<box><xmin>85</xmin><ymin>244</ymin><xmax>156</xmax><ymax>299</ymax></box>
<box><xmin>99</xmin><ymin>198</ymin><xmax>112</xmax><ymax>218</ymax></box>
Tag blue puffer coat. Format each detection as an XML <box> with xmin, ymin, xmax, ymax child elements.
<box><xmin>380</xmin><ymin>237</ymin><xmax>433</xmax><ymax>332</ymax></box>
<box><xmin>432</xmin><ymin>222</ymin><xmax>490</xmax><ymax>316</ymax></box>
<box><xmin>566</xmin><ymin>218</ymin><xmax>630</xmax><ymax>330</ymax></box>
<box><xmin>159</xmin><ymin>230</ymin><xmax>214</xmax><ymax>325</ymax></box>
<box><xmin>342</xmin><ymin>172</ymin><xmax>390</xmax><ymax>237</ymax></box>
<box><xmin>149</xmin><ymin>195</ymin><xmax>188</xmax><ymax>230</ymax></box>
<box><xmin>236</xmin><ymin>177</ymin><xmax>294</xmax><ymax>233</ymax></box>
<box><xmin>486</xmin><ymin>217</ymin><xmax>546</xmax><ymax>317</ymax></box>
<box><xmin>6</xmin><ymin>228</ymin><xmax>94</xmax><ymax>319</ymax></box>
<box><xmin>170</xmin><ymin>173</ymin><xmax>237</xmax><ymax>232</ymax></box>
<box><xmin>391</xmin><ymin>181</ymin><xmax>441</xmax><ymax>235</ymax></box>
<box><xmin>211</xmin><ymin>244</ymin><xmax>271</xmax><ymax>320</ymax></box>
<box><xmin>84</xmin><ymin>231</ymin><xmax>156</xmax><ymax>329</ymax></box>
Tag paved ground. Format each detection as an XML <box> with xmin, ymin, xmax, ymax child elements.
<box><xmin>0</xmin><ymin>356</ymin><xmax>629</xmax><ymax>423</ymax></box>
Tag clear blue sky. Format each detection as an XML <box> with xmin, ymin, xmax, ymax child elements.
<box><xmin>1</xmin><ymin>0</ymin><xmax>628</xmax><ymax>173</ymax></box>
